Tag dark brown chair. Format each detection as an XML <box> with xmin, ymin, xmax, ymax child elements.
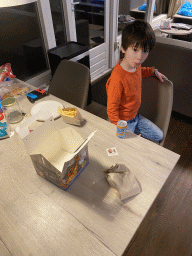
<box><xmin>48</xmin><ymin>60</ymin><xmax>90</xmax><ymax>109</ymax></box>
<box><xmin>139</xmin><ymin>76</ymin><xmax>173</xmax><ymax>146</ymax></box>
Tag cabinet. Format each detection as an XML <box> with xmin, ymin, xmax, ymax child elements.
<box><xmin>76</xmin><ymin>1</ymin><xmax>104</xmax><ymax>26</ymax></box>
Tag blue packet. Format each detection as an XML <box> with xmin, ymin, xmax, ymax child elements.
<box><xmin>138</xmin><ymin>3</ymin><xmax>147</xmax><ymax>11</ymax></box>
<box><xmin>138</xmin><ymin>3</ymin><xmax>156</xmax><ymax>11</ymax></box>
<box><xmin>177</xmin><ymin>1</ymin><xmax>192</xmax><ymax>16</ymax></box>
<box><xmin>0</xmin><ymin>122</ymin><xmax>8</xmax><ymax>137</ymax></box>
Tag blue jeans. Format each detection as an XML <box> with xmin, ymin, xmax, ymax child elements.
<box><xmin>126</xmin><ymin>114</ymin><xmax>163</xmax><ymax>142</ymax></box>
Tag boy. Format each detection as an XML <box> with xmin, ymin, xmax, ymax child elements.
<box><xmin>106</xmin><ymin>20</ymin><xmax>168</xmax><ymax>142</ymax></box>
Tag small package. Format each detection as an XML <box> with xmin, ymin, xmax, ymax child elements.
<box><xmin>58</xmin><ymin>107</ymin><xmax>84</xmax><ymax>126</ymax></box>
<box><xmin>104</xmin><ymin>164</ymin><xmax>142</xmax><ymax>200</ymax></box>
<box><xmin>16</xmin><ymin>116</ymin><xmax>96</xmax><ymax>190</ymax></box>
<box><xmin>0</xmin><ymin>79</ymin><xmax>34</xmax><ymax>100</ymax></box>
<box><xmin>160</xmin><ymin>19</ymin><xmax>171</xmax><ymax>29</ymax></box>
<box><xmin>0</xmin><ymin>63</ymin><xmax>15</xmax><ymax>82</ymax></box>
<box><xmin>0</xmin><ymin>122</ymin><xmax>11</xmax><ymax>139</ymax></box>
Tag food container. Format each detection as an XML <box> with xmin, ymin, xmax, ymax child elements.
<box><xmin>16</xmin><ymin>116</ymin><xmax>96</xmax><ymax>191</ymax></box>
<box><xmin>1</xmin><ymin>97</ymin><xmax>23</xmax><ymax>124</ymax></box>
<box><xmin>58</xmin><ymin>107</ymin><xmax>84</xmax><ymax>126</ymax></box>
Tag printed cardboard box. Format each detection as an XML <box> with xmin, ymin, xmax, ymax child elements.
<box><xmin>17</xmin><ymin>117</ymin><xmax>95</xmax><ymax>190</ymax></box>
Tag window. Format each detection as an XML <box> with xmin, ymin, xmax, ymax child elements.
<box><xmin>130</xmin><ymin>0</ymin><xmax>147</xmax><ymax>20</ymax></box>
<box><xmin>118</xmin><ymin>0</ymin><xmax>147</xmax><ymax>35</ymax></box>
<box><xmin>49</xmin><ymin>0</ymin><xmax>67</xmax><ymax>46</ymax></box>
<box><xmin>0</xmin><ymin>2</ymin><xmax>48</xmax><ymax>81</ymax></box>
<box><xmin>74</xmin><ymin>0</ymin><xmax>105</xmax><ymax>48</ymax></box>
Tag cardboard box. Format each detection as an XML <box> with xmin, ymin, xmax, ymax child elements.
<box><xmin>17</xmin><ymin>116</ymin><xmax>95</xmax><ymax>190</ymax></box>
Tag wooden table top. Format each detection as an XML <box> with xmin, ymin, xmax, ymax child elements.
<box><xmin>158</xmin><ymin>23</ymin><xmax>192</xmax><ymax>35</ymax></box>
<box><xmin>0</xmin><ymin>95</ymin><xmax>180</xmax><ymax>256</ymax></box>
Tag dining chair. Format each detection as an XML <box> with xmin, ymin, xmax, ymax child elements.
<box><xmin>105</xmin><ymin>76</ymin><xmax>173</xmax><ymax>146</ymax></box>
<box><xmin>48</xmin><ymin>60</ymin><xmax>90</xmax><ymax>109</ymax></box>
<box><xmin>139</xmin><ymin>76</ymin><xmax>173</xmax><ymax>146</ymax></box>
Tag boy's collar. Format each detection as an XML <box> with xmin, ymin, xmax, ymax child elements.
<box><xmin>118</xmin><ymin>60</ymin><xmax>137</xmax><ymax>73</ymax></box>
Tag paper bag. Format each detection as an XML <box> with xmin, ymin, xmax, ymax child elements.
<box><xmin>104</xmin><ymin>164</ymin><xmax>142</xmax><ymax>200</ymax></box>
<box><xmin>58</xmin><ymin>107</ymin><xmax>84</xmax><ymax>126</ymax></box>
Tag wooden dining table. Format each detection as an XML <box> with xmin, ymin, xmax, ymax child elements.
<box><xmin>0</xmin><ymin>93</ymin><xmax>180</xmax><ymax>256</ymax></box>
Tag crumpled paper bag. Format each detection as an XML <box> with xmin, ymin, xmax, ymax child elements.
<box><xmin>104</xmin><ymin>164</ymin><xmax>142</xmax><ymax>200</ymax></box>
<box><xmin>58</xmin><ymin>107</ymin><xmax>84</xmax><ymax>126</ymax></box>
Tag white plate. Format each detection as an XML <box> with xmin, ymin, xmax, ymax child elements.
<box><xmin>31</xmin><ymin>100</ymin><xmax>63</xmax><ymax>121</ymax></box>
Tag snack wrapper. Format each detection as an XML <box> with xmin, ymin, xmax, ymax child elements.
<box><xmin>0</xmin><ymin>122</ymin><xmax>11</xmax><ymax>139</ymax></box>
<box><xmin>104</xmin><ymin>164</ymin><xmax>142</xmax><ymax>200</ymax></box>
<box><xmin>0</xmin><ymin>80</ymin><xmax>33</xmax><ymax>100</ymax></box>
<box><xmin>58</xmin><ymin>107</ymin><xmax>84</xmax><ymax>126</ymax></box>
<box><xmin>0</xmin><ymin>63</ymin><xmax>16</xmax><ymax>82</ymax></box>
<box><xmin>160</xmin><ymin>19</ymin><xmax>171</xmax><ymax>29</ymax></box>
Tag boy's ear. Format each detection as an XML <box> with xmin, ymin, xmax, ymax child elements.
<box><xmin>121</xmin><ymin>47</ymin><xmax>125</xmax><ymax>53</ymax></box>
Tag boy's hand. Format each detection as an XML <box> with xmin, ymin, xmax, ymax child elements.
<box><xmin>155</xmin><ymin>71</ymin><xmax>168</xmax><ymax>82</ymax></box>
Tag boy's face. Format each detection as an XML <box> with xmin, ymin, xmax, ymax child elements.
<box><xmin>121</xmin><ymin>44</ymin><xmax>149</xmax><ymax>70</ymax></box>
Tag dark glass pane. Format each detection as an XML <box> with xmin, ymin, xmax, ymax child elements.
<box><xmin>0</xmin><ymin>2</ymin><xmax>48</xmax><ymax>81</ymax></box>
<box><xmin>118</xmin><ymin>1</ymin><xmax>147</xmax><ymax>35</ymax></box>
<box><xmin>75</xmin><ymin>0</ymin><xmax>104</xmax><ymax>48</ymax></box>
<box><xmin>49</xmin><ymin>0</ymin><xmax>67</xmax><ymax>46</ymax></box>
<box><xmin>130</xmin><ymin>1</ymin><xmax>147</xmax><ymax>20</ymax></box>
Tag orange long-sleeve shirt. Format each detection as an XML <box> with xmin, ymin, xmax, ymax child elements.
<box><xmin>106</xmin><ymin>61</ymin><xmax>154</xmax><ymax>125</ymax></box>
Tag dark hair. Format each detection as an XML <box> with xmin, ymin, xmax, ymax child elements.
<box><xmin>121</xmin><ymin>20</ymin><xmax>156</xmax><ymax>52</ymax></box>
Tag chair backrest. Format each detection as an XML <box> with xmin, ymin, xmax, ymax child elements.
<box><xmin>48</xmin><ymin>60</ymin><xmax>90</xmax><ymax>109</ymax></box>
<box><xmin>139</xmin><ymin>76</ymin><xmax>173</xmax><ymax>146</ymax></box>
